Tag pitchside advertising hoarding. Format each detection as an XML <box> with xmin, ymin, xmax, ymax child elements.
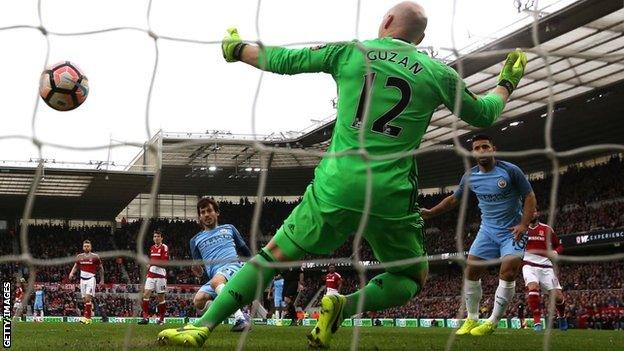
<box><xmin>561</xmin><ymin>228</ymin><xmax>624</xmax><ymax>247</ymax></box>
<box><xmin>12</xmin><ymin>316</ymin><xmax>542</xmax><ymax>329</ymax></box>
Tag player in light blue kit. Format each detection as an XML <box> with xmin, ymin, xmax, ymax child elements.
<box><xmin>189</xmin><ymin>197</ymin><xmax>252</xmax><ymax>332</ymax></box>
<box><xmin>422</xmin><ymin>134</ymin><xmax>536</xmax><ymax>336</ymax></box>
<box><xmin>33</xmin><ymin>285</ymin><xmax>45</xmax><ymax>321</ymax></box>
<box><xmin>270</xmin><ymin>274</ymin><xmax>285</xmax><ymax>321</ymax></box>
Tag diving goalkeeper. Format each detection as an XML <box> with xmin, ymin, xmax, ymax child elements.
<box><xmin>157</xmin><ymin>1</ymin><xmax>527</xmax><ymax>348</ymax></box>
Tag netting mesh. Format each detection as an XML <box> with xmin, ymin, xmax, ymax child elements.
<box><xmin>2</xmin><ymin>0</ymin><xmax>624</xmax><ymax>350</ymax></box>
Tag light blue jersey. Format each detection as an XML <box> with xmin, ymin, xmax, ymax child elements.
<box><xmin>454</xmin><ymin>160</ymin><xmax>533</xmax><ymax>259</ymax></box>
<box><xmin>34</xmin><ymin>290</ymin><xmax>44</xmax><ymax>310</ymax></box>
<box><xmin>272</xmin><ymin>278</ymin><xmax>285</xmax><ymax>307</ymax></box>
<box><xmin>191</xmin><ymin>224</ymin><xmax>251</xmax><ymax>298</ymax></box>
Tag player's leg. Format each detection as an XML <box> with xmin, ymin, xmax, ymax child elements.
<box><xmin>540</xmin><ymin>268</ymin><xmax>567</xmax><ymax>330</ymax></box>
<box><xmin>83</xmin><ymin>294</ymin><xmax>93</xmax><ymax>323</ymax></box>
<box><xmin>471</xmin><ymin>232</ymin><xmax>523</xmax><ymax>336</ymax></box>
<box><xmin>156</xmin><ymin>293</ymin><xmax>166</xmax><ymax>324</ymax></box>
<box><xmin>456</xmin><ymin>231</ymin><xmax>498</xmax><ymax>335</ymax></box>
<box><xmin>156</xmin><ymin>278</ymin><xmax>167</xmax><ymax>325</ymax></box>
<box><xmin>526</xmin><ymin>281</ymin><xmax>542</xmax><ymax>330</ymax></box>
<box><xmin>306</xmin><ymin>213</ymin><xmax>428</xmax><ymax>348</ymax></box>
<box><xmin>472</xmin><ymin>235</ymin><xmax>524</xmax><ymax>336</ymax></box>
<box><xmin>284</xmin><ymin>295</ymin><xmax>298</xmax><ymax>325</ymax></box>
<box><xmin>81</xmin><ymin>278</ymin><xmax>95</xmax><ymax>324</ymax></box>
<box><xmin>523</xmin><ymin>265</ymin><xmax>543</xmax><ymax>330</ymax></box>
<box><xmin>193</xmin><ymin>287</ymin><xmax>214</xmax><ymax>313</ymax></box>
<box><xmin>273</xmin><ymin>296</ymin><xmax>282</xmax><ymax>320</ymax></box>
<box><xmin>139</xmin><ymin>279</ymin><xmax>153</xmax><ymax>324</ymax></box>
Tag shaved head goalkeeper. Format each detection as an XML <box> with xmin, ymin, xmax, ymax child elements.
<box><xmin>157</xmin><ymin>1</ymin><xmax>528</xmax><ymax>348</ymax></box>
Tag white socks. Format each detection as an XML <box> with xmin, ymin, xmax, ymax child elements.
<box><xmin>488</xmin><ymin>279</ymin><xmax>516</xmax><ymax>324</ymax></box>
<box><xmin>234</xmin><ymin>309</ymin><xmax>246</xmax><ymax>321</ymax></box>
<box><xmin>464</xmin><ymin>279</ymin><xmax>482</xmax><ymax>320</ymax></box>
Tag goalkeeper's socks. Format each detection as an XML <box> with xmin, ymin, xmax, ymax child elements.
<box><xmin>142</xmin><ymin>299</ymin><xmax>150</xmax><ymax>318</ymax></box>
<box><xmin>84</xmin><ymin>302</ymin><xmax>92</xmax><ymax>319</ymax></box>
<box><xmin>158</xmin><ymin>301</ymin><xmax>166</xmax><ymax>322</ymax></box>
<box><xmin>192</xmin><ymin>249</ymin><xmax>279</xmax><ymax>330</ymax></box>
<box><xmin>464</xmin><ymin>279</ymin><xmax>482</xmax><ymax>320</ymax></box>
<box><xmin>528</xmin><ymin>288</ymin><xmax>541</xmax><ymax>323</ymax></box>
<box><xmin>488</xmin><ymin>279</ymin><xmax>515</xmax><ymax>324</ymax></box>
<box><xmin>341</xmin><ymin>272</ymin><xmax>419</xmax><ymax>319</ymax></box>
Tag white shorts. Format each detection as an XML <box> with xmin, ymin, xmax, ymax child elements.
<box><xmin>145</xmin><ymin>277</ymin><xmax>167</xmax><ymax>294</ymax></box>
<box><xmin>80</xmin><ymin>277</ymin><xmax>96</xmax><ymax>297</ymax></box>
<box><xmin>325</xmin><ymin>288</ymin><xmax>339</xmax><ymax>296</ymax></box>
<box><xmin>522</xmin><ymin>265</ymin><xmax>562</xmax><ymax>291</ymax></box>
<box><xmin>13</xmin><ymin>301</ymin><xmax>22</xmax><ymax>311</ymax></box>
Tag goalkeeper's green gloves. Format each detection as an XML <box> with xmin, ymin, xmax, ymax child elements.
<box><xmin>222</xmin><ymin>27</ymin><xmax>247</xmax><ymax>62</ymax></box>
<box><xmin>497</xmin><ymin>49</ymin><xmax>528</xmax><ymax>95</ymax></box>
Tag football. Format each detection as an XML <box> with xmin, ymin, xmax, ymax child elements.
<box><xmin>39</xmin><ymin>61</ymin><xmax>89</xmax><ymax>111</ymax></box>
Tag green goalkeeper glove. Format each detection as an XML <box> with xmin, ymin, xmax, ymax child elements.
<box><xmin>497</xmin><ymin>49</ymin><xmax>528</xmax><ymax>94</ymax></box>
<box><xmin>222</xmin><ymin>27</ymin><xmax>247</xmax><ymax>62</ymax></box>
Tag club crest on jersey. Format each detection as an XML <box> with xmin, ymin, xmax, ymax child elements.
<box><xmin>310</xmin><ymin>44</ymin><xmax>326</xmax><ymax>51</ymax></box>
<box><xmin>497</xmin><ymin>178</ymin><xmax>507</xmax><ymax>189</ymax></box>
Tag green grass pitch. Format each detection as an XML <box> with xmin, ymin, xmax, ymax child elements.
<box><xmin>10</xmin><ymin>323</ymin><xmax>624</xmax><ymax>351</ymax></box>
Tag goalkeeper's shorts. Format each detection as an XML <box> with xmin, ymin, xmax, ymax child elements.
<box><xmin>273</xmin><ymin>184</ymin><xmax>428</xmax><ymax>279</ymax></box>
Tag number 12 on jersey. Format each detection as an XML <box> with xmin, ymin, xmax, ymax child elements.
<box><xmin>351</xmin><ymin>72</ymin><xmax>412</xmax><ymax>137</ymax></box>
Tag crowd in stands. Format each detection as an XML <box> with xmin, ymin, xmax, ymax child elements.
<box><xmin>1</xmin><ymin>157</ymin><xmax>623</xmax><ymax>328</ymax></box>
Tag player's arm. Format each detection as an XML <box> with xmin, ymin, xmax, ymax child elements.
<box><xmin>510</xmin><ymin>191</ymin><xmax>537</xmax><ymax>241</ymax></box>
<box><xmin>98</xmin><ymin>256</ymin><xmax>104</xmax><ymax>285</ymax></box>
<box><xmin>189</xmin><ymin>237</ymin><xmax>204</xmax><ymax>278</ymax></box>
<box><xmin>437</xmin><ymin>49</ymin><xmax>527</xmax><ymax>127</ymax></box>
<box><xmin>68</xmin><ymin>256</ymin><xmax>78</xmax><ymax>280</ymax></box>
<box><xmin>191</xmin><ymin>265</ymin><xmax>204</xmax><ymax>278</ymax></box>
<box><xmin>550</xmin><ymin>228</ymin><xmax>564</xmax><ymax>254</ymax></box>
<box><xmin>232</xmin><ymin>226</ymin><xmax>252</xmax><ymax>258</ymax></box>
<box><xmin>163</xmin><ymin>244</ymin><xmax>169</xmax><ymax>261</ymax></box>
<box><xmin>508</xmin><ymin>165</ymin><xmax>536</xmax><ymax>241</ymax></box>
<box><xmin>221</xmin><ymin>28</ymin><xmax>346</xmax><ymax>75</ymax></box>
<box><xmin>337</xmin><ymin>275</ymin><xmax>342</xmax><ymax>291</ymax></box>
<box><xmin>421</xmin><ymin>174</ymin><xmax>465</xmax><ymax>219</ymax></box>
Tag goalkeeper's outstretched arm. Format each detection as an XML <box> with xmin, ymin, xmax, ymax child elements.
<box><xmin>221</xmin><ymin>28</ymin><xmax>344</xmax><ymax>75</ymax></box>
<box><xmin>420</xmin><ymin>194</ymin><xmax>459</xmax><ymax>220</ymax></box>
<box><xmin>438</xmin><ymin>49</ymin><xmax>528</xmax><ymax>128</ymax></box>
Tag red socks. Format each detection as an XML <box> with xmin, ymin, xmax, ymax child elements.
<box><xmin>158</xmin><ymin>301</ymin><xmax>167</xmax><ymax>322</ymax></box>
<box><xmin>527</xmin><ymin>289</ymin><xmax>541</xmax><ymax>324</ymax></box>
<box><xmin>142</xmin><ymin>299</ymin><xmax>150</xmax><ymax>318</ymax></box>
<box><xmin>84</xmin><ymin>302</ymin><xmax>92</xmax><ymax>319</ymax></box>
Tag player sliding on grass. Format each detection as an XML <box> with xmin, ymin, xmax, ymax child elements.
<box><xmin>422</xmin><ymin>135</ymin><xmax>537</xmax><ymax>336</ymax></box>
<box><xmin>189</xmin><ymin>197</ymin><xmax>252</xmax><ymax>332</ymax></box>
<box><xmin>157</xmin><ymin>1</ymin><xmax>528</xmax><ymax>347</ymax></box>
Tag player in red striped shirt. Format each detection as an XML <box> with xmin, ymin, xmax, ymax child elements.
<box><xmin>324</xmin><ymin>264</ymin><xmax>342</xmax><ymax>296</ymax></box>
<box><xmin>68</xmin><ymin>240</ymin><xmax>104</xmax><ymax>324</ymax></box>
<box><xmin>522</xmin><ymin>208</ymin><xmax>567</xmax><ymax>331</ymax></box>
<box><xmin>139</xmin><ymin>229</ymin><xmax>169</xmax><ymax>325</ymax></box>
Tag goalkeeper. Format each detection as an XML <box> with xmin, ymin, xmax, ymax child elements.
<box><xmin>157</xmin><ymin>1</ymin><xmax>527</xmax><ymax>348</ymax></box>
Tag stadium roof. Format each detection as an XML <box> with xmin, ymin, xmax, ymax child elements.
<box><xmin>144</xmin><ymin>0</ymin><xmax>624</xmax><ymax>193</ymax></box>
<box><xmin>1</xmin><ymin>0</ymin><xmax>623</xmax><ymax>220</ymax></box>
<box><xmin>0</xmin><ymin>167</ymin><xmax>150</xmax><ymax>220</ymax></box>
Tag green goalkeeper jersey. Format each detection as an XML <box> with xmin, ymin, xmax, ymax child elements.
<box><xmin>260</xmin><ymin>37</ymin><xmax>505</xmax><ymax>217</ymax></box>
